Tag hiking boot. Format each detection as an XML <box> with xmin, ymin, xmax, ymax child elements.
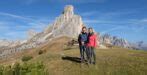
<box><xmin>92</xmin><ymin>62</ymin><xmax>96</xmax><ymax>65</ymax></box>
<box><xmin>89</xmin><ymin>61</ymin><xmax>92</xmax><ymax>64</ymax></box>
<box><xmin>80</xmin><ymin>59</ymin><xmax>84</xmax><ymax>63</ymax></box>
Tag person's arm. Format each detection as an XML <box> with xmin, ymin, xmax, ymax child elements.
<box><xmin>97</xmin><ymin>34</ymin><xmax>100</xmax><ymax>47</ymax></box>
<box><xmin>94</xmin><ymin>34</ymin><xmax>97</xmax><ymax>48</ymax></box>
<box><xmin>78</xmin><ymin>34</ymin><xmax>81</xmax><ymax>45</ymax></box>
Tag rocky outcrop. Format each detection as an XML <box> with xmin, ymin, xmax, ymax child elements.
<box><xmin>27</xmin><ymin>5</ymin><xmax>83</xmax><ymax>44</ymax></box>
<box><xmin>100</xmin><ymin>34</ymin><xmax>131</xmax><ymax>48</ymax></box>
<box><xmin>27</xmin><ymin>29</ymin><xmax>38</xmax><ymax>39</ymax></box>
<box><xmin>0</xmin><ymin>39</ymin><xmax>25</xmax><ymax>48</ymax></box>
<box><xmin>0</xmin><ymin>5</ymin><xmax>84</xmax><ymax>59</ymax></box>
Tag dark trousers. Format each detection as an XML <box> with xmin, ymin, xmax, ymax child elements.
<box><xmin>79</xmin><ymin>45</ymin><xmax>87</xmax><ymax>61</ymax></box>
<box><xmin>87</xmin><ymin>47</ymin><xmax>96</xmax><ymax>64</ymax></box>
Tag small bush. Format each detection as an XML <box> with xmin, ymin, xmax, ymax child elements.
<box><xmin>22</xmin><ymin>55</ymin><xmax>33</xmax><ymax>62</ymax></box>
<box><xmin>38</xmin><ymin>50</ymin><xmax>44</xmax><ymax>55</ymax></box>
<box><xmin>0</xmin><ymin>62</ymin><xmax>46</xmax><ymax>75</ymax></box>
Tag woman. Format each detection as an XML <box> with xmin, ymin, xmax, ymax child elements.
<box><xmin>87</xmin><ymin>27</ymin><xmax>97</xmax><ymax>64</ymax></box>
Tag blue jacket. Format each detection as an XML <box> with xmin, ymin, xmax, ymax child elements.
<box><xmin>78</xmin><ymin>32</ymin><xmax>88</xmax><ymax>45</ymax></box>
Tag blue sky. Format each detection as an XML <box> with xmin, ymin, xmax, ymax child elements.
<box><xmin>0</xmin><ymin>0</ymin><xmax>147</xmax><ymax>43</ymax></box>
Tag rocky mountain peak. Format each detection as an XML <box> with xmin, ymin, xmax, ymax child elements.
<box><xmin>63</xmin><ymin>5</ymin><xmax>74</xmax><ymax>17</ymax></box>
<box><xmin>0</xmin><ymin>5</ymin><xmax>84</xmax><ymax>59</ymax></box>
<box><xmin>27</xmin><ymin>29</ymin><xmax>37</xmax><ymax>39</ymax></box>
<box><xmin>100</xmin><ymin>34</ymin><xmax>131</xmax><ymax>48</ymax></box>
<box><xmin>43</xmin><ymin>5</ymin><xmax>83</xmax><ymax>39</ymax></box>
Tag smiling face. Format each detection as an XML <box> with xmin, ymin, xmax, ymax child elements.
<box><xmin>82</xmin><ymin>27</ymin><xmax>87</xmax><ymax>33</ymax></box>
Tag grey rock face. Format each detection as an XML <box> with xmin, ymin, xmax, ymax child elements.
<box><xmin>44</xmin><ymin>5</ymin><xmax>83</xmax><ymax>39</ymax></box>
<box><xmin>0</xmin><ymin>5</ymin><xmax>83</xmax><ymax>59</ymax></box>
<box><xmin>27</xmin><ymin>29</ymin><xmax>38</xmax><ymax>39</ymax></box>
<box><xmin>29</xmin><ymin>5</ymin><xmax>83</xmax><ymax>43</ymax></box>
<box><xmin>100</xmin><ymin>34</ymin><xmax>131</xmax><ymax>48</ymax></box>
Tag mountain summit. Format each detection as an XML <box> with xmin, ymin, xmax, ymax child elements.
<box><xmin>43</xmin><ymin>5</ymin><xmax>83</xmax><ymax>40</ymax></box>
<box><xmin>28</xmin><ymin>5</ymin><xmax>83</xmax><ymax>43</ymax></box>
<box><xmin>0</xmin><ymin>5</ymin><xmax>84</xmax><ymax>59</ymax></box>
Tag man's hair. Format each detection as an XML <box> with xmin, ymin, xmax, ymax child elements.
<box><xmin>82</xmin><ymin>26</ymin><xmax>86</xmax><ymax>30</ymax></box>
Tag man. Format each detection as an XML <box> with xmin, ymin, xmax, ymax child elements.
<box><xmin>78</xmin><ymin>27</ymin><xmax>88</xmax><ymax>62</ymax></box>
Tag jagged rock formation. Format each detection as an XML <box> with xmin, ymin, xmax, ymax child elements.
<box><xmin>0</xmin><ymin>39</ymin><xmax>24</xmax><ymax>48</ymax></box>
<box><xmin>100</xmin><ymin>34</ymin><xmax>131</xmax><ymax>48</ymax></box>
<box><xmin>0</xmin><ymin>5</ymin><xmax>83</xmax><ymax>59</ymax></box>
<box><xmin>130</xmin><ymin>42</ymin><xmax>147</xmax><ymax>50</ymax></box>
<box><xmin>27</xmin><ymin>29</ymin><xmax>38</xmax><ymax>39</ymax></box>
<box><xmin>27</xmin><ymin>5</ymin><xmax>83</xmax><ymax>44</ymax></box>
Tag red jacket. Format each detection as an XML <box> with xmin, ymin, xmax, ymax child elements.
<box><xmin>87</xmin><ymin>33</ymin><xmax>97</xmax><ymax>47</ymax></box>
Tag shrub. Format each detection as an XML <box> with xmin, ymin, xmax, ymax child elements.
<box><xmin>0</xmin><ymin>62</ymin><xmax>46</xmax><ymax>75</ymax></box>
<box><xmin>38</xmin><ymin>50</ymin><xmax>44</xmax><ymax>55</ymax></box>
<box><xmin>21</xmin><ymin>55</ymin><xmax>33</xmax><ymax>62</ymax></box>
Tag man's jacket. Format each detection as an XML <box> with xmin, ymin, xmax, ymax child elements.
<box><xmin>78</xmin><ymin>32</ymin><xmax>88</xmax><ymax>46</ymax></box>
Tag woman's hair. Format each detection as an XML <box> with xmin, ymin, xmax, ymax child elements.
<box><xmin>88</xmin><ymin>27</ymin><xmax>92</xmax><ymax>29</ymax></box>
<box><xmin>88</xmin><ymin>27</ymin><xmax>94</xmax><ymax>32</ymax></box>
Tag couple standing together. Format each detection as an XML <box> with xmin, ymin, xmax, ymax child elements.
<box><xmin>78</xmin><ymin>27</ymin><xmax>98</xmax><ymax>65</ymax></box>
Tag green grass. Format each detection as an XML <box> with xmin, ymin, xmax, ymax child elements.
<box><xmin>0</xmin><ymin>62</ymin><xmax>47</xmax><ymax>75</ymax></box>
<box><xmin>28</xmin><ymin>47</ymin><xmax>147</xmax><ymax>75</ymax></box>
<box><xmin>1</xmin><ymin>46</ymin><xmax>147</xmax><ymax>75</ymax></box>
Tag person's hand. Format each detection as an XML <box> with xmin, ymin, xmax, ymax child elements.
<box><xmin>81</xmin><ymin>42</ymin><xmax>84</xmax><ymax>45</ymax></box>
<box><xmin>92</xmin><ymin>47</ymin><xmax>96</xmax><ymax>49</ymax></box>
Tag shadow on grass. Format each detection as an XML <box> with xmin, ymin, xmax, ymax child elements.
<box><xmin>64</xmin><ymin>47</ymin><xmax>78</xmax><ymax>51</ymax></box>
<box><xmin>62</xmin><ymin>56</ymin><xmax>81</xmax><ymax>63</ymax></box>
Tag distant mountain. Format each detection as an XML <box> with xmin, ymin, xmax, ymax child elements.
<box><xmin>0</xmin><ymin>39</ymin><xmax>25</xmax><ymax>48</ymax></box>
<box><xmin>137</xmin><ymin>41</ymin><xmax>147</xmax><ymax>50</ymax></box>
<box><xmin>130</xmin><ymin>42</ymin><xmax>147</xmax><ymax>50</ymax></box>
<box><xmin>100</xmin><ymin>34</ymin><xmax>131</xmax><ymax>48</ymax></box>
<box><xmin>141</xmin><ymin>46</ymin><xmax>147</xmax><ymax>50</ymax></box>
<box><xmin>99</xmin><ymin>34</ymin><xmax>147</xmax><ymax>50</ymax></box>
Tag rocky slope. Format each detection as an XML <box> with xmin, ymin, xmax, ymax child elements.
<box><xmin>0</xmin><ymin>5</ymin><xmax>83</xmax><ymax>59</ymax></box>
<box><xmin>100</xmin><ymin>34</ymin><xmax>131</xmax><ymax>48</ymax></box>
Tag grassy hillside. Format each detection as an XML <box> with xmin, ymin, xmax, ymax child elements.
<box><xmin>29</xmin><ymin>46</ymin><xmax>147</xmax><ymax>75</ymax></box>
<box><xmin>0</xmin><ymin>37</ymin><xmax>147</xmax><ymax>75</ymax></box>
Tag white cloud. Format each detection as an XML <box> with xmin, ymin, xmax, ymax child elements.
<box><xmin>81</xmin><ymin>10</ymin><xmax>147</xmax><ymax>35</ymax></box>
<box><xmin>0</xmin><ymin>12</ymin><xmax>47</xmax><ymax>25</ymax></box>
<box><xmin>80</xmin><ymin>9</ymin><xmax>139</xmax><ymax>21</ymax></box>
<box><xmin>0</xmin><ymin>12</ymin><xmax>31</xmax><ymax>20</ymax></box>
<box><xmin>81</xmin><ymin>10</ymin><xmax>147</xmax><ymax>26</ymax></box>
<box><xmin>20</xmin><ymin>0</ymin><xmax>107</xmax><ymax>5</ymax></box>
<box><xmin>81</xmin><ymin>11</ymin><xmax>100</xmax><ymax>17</ymax></box>
<box><xmin>49</xmin><ymin>0</ymin><xmax>107</xmax><ymax>3</ymax></box>
<box><xmin>140</xmin><ymin>19</ymin><xmax>147</xmax><ymax>23</ymax></box>
<box><xmin>83</xmin><ymin>18</ymin><xmax>134</xmax><ymax>24</ymax></box>
<box><xmin>19</xmin><ymin>0</ymin><xmax>40</xmax><ymax>5</ymax></box>
<box><xmin>100</xmin><ymin>26</ymin><xmax>125</xmax><ymax>35</ymax></box>
<box><xmin>0</xmin><ymin>12</ymin><xmax>51</xmax><ymax>40</ymax></box>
